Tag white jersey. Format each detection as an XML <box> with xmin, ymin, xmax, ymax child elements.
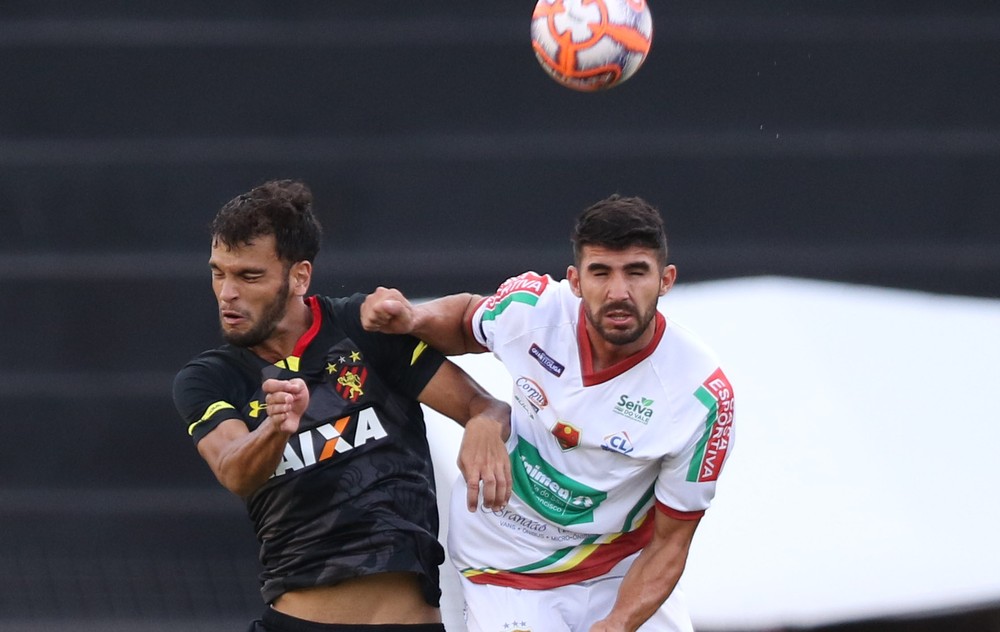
<box><xmin>448</xmin><ymin>272</ymin><xmax>734</xmax><ymax>590</ymax></box>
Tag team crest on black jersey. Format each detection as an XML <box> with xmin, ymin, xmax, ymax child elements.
<box><xmin>326</xmin><ymin>347</ymin><xmax>368</xmax><ymax>402</ymax></box>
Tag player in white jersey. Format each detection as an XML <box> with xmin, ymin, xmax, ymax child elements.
<box><xmin>362</xmin><ymin>194</ymin><xmax>735</xmax><ymax>632</ymax></box>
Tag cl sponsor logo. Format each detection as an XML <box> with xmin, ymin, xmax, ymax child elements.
<box><xmin>601</xmin><ymin>431</ymin><xmax>634</xmax><ymax>455</ymax></box>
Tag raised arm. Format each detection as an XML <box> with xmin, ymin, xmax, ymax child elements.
<box><xmin>589</xmin><ymin>509</ymin><xmax>701</xmax><ymax>632</ymax></box>
<box><xmin>196</xmin><ymin>378</ymin><xmax>309</xmax><ymax>498</ymax></box>
<box><xmin>417</xmin><ymin>360</ymin><xmax>512</xmax><ymax>513</ymax></box>
<box><xmin>361</xmin><ymin>286</ymin><xmax>485</xmax><ymax>355</ymax></box>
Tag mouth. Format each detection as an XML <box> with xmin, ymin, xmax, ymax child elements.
<box><xmin>602</xmin><ymin>306</ymin><xmax>638</xmax><ymax>327</ymax></box>
<box><xmin>220</xmin><ymin>309</ymin><xmax>248</xmax><ymax>327</ymax></box>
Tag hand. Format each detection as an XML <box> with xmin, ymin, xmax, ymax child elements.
<box><xmin>262</xmin><ymin>378</ymin><xmax>309</xmax><ymax>435</ymax></box>
<box><xmin>457</xmin><ymin>415</ymin><xmax>512</xmax><ymax>512</ymax></box>
<box><xmin>361</xmin><ymin>286</ymin><xmax>415</xmax><ymax>334</ymax></box>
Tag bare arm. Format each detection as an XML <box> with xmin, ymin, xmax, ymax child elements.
<box><xmin>196</xmin><ymin>378</ymin><xmax>309</xmax><ymax>498</ymax></box>
<box><xmin>361</xmin><ymin>286</ymin><xmax>484</xmax><ymax>355</ymax></box>
<box><xmin>418</xmin><ymin>360</ymin><xmax>512</xmax><ymax>512</ymax></box>
<box><xmin>589</xmin><ymin>509</ymin><xmax>701</xmax><ymax>632</ymax></box>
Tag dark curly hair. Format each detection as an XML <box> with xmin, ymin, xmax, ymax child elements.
<box><xmin>570</xmin><ymin>194</ymin><xmax>668</xmax><ymax>266</ymax></box>
<box><xmin>211</xmin><ymin>179</ymin><xmax>322</xmax><ymax>264</ymax></box>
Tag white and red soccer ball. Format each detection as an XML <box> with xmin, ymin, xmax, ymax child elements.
<box><xmin>531</xmin><ymin>0</ymin><xmax>653</xmax><ymax>91</ymax></box>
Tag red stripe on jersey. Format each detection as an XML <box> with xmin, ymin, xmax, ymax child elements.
<box><xmin>463</xmin><ymin>510</ymin><xmax>655</xmax><ymax>589</ymax></box>
<box><xmin>292</xmin><ymin>296</ymin><xmax>324</xmax><ymax>359</ymax></box>
<box><xmin>579</xmin><ymin>307</ymin><xmax>666</xmax><ymax>386</ymax></box>
<box><xmin>656</xmin><ymin>499</ymin><xmax>705</xmax><ymax>521</ymax></box>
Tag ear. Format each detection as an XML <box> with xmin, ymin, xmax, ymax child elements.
<box><xmin>567</xmin><ymin>265</ymin><xmax>582</xmax><ymax>298</ymax></box>
<box><xmin>290</xmin><ymin>260</ymin><xmax>312</xmax><ymax>297</ymax></box>
<box><xmin>659</xmin><ymin>264</ymin><xmax>677</xmax><ymax>297</ymax></box>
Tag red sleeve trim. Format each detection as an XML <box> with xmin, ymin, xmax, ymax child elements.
<box><xmin>655</xmin><ymin>499</ymin><xmax>705</xmax><ymax>521</ymax></box>
<box><xmin>465</xmin><ymin>295</ymin><xmax>490</xmax><ymax>352</ymax></box>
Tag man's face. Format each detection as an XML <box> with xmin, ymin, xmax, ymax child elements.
<box><xmin>209</xmin><ymin>234</ymin><xmax>292</xmax><ymax>348</ymax></box>
<box><xmin>568</xmin><ymin>244</ymin><xmax>675</xmax><ymax>347</ymax></box>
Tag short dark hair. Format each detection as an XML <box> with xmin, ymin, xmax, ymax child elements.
<box><xmin>211</xmin><ymin>179</ymin><xmax>322</xmax><ymax>264</ymax></box>
<box><xmin>571</xmin><ymin>194</ymin><xmax>668</xmax><ymax>266</ymax></box>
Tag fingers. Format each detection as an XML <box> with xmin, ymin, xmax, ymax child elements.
<box><xmin>361</xmin><ymin>287</ymin><xmax>413</xmax><ymax>333</ymax></box>
<box><xmin>262</xmin><ymin>379</ymin><xmax>309</xmax><ymax>434</ymax></box>
<box><xmin>475</xmin><ymin>471</ymin><xmax>512</xmax><ymax>513</ymax></box>
<box><xmin>262</xmin><ymin>377</ymin><xmax>306</xmax><ymax>394</ymax></box>
<box><xmin>462</xmin><ymin>463</ymin><xmax>512</xmax><ymax>512</ymax></box>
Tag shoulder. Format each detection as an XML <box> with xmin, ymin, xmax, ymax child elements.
<box><xmin>173</xmin><ymin>346</ymin><xmax>253</xmax><ymax>393</ymax></box>
<box><xmin>476</xmin><ymin>272</ymin><xmax>572</xmax><ymax>320</ymax></box>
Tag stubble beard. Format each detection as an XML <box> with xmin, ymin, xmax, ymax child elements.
<box><xmin>585</xmin><ymin>300</ymin><xmax>657</xmax><ymax>346</ymax></box>
<box><xmin>221</xmin><ymin>277</ymin><xmax>291</xmax><ymax>348</ymax></box>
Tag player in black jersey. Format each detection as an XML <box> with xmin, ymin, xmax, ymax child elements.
<box><xmin>173</xmin><ymin>180</ymin><xmax>512</xmax><ymax>631</ymax></box>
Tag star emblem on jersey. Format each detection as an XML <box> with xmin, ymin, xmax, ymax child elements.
<box><xmin>552</xmin><ymin>421</ymin><xmax>580</xmax><ymax>450</ymax></box>
<box><xmin>501</xmin><ymin>623</ymin><xmax>531</xmax><ymax>632</ymax></box>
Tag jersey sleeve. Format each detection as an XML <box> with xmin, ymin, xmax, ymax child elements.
<box><xmin>334</xmin><ymin>294</ymin><xmax>447</xmax><ymax>399</ymax></box>
<box><xmin>469</xmin><ymin>271</ymin><xmax>555</xmax><ymax>352</ymax></box>
<box><xmin>172</xmin><ymin>355</ymin><xmax>247</xmax><ymax>445</ymax></box>
<box><xmin>655</xmin><ymin>367</ymin><xmax>735</xmax><ymax>518</ymax></box>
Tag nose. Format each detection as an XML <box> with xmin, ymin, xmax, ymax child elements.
<box><xmin>607</xmin><ymin>271</ymin><xmax>630</xmax><ymax>301</ymax></box>
<box><xmin>216</xmin><ymin>277</ymin><xmax>239</xmax><ymax>303</ymax></box>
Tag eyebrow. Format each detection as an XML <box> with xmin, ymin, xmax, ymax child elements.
<box><xmin>209</xmin><ymin>260</ymin><xmax>267</xmax><ymax>275</ymax></box>
<box><xmin>586</xmin><ymin>260</ymin><xmax>652</xmax><ymax>272</ymax></box>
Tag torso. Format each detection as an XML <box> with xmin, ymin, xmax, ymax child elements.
<box><xmin>450</xmin><ymin>274</ymin><xmax>733</xmax><ymax>589</ymax></box>
<box><xmin>174</xmin><ymin>294</ymin><xmax>449</xmax><ymax>608</ymax></box>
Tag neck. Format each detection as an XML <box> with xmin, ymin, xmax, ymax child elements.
<box><xmin>584</xmin><ymin>320</ymin><xmax>656</xmax><ymax>373</ymax></box>
<box><xmin>250</xmin><ymin>296</ymin><xmax>313</xmax><ymax>363</ymax></box>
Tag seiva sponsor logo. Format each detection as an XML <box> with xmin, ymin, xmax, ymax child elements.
<box><xmin>613</xmin><ymin>394</ymin><xmax>655</xmax><ymax>424</ymax></box>
<box><xmin>511</xmin><ymin>437</ymin><xmax>606</xmax><ymax>525</ymax></box>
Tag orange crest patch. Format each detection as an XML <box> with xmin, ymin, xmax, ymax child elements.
<box><xmin>552</xmin><ymin>421</ymin><xmax>581</xmax><ymax>450</ymax></box>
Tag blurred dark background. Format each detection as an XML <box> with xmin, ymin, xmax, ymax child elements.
<box><xmin>1</xmin><ymin>1</ymin><xmax>998</xmax><ymax>630</ymax></box>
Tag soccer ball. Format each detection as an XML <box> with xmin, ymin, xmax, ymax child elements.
<box><xmin>530</xmin><ymin>0</ymin><xmax>653</xmax><ymax>92</ymax></box>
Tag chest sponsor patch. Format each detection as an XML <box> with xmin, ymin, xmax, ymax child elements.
<box><xmin>271</xmin><ymin>407</ymin><xmax>388</xmax><ymax>479</ymax></box>
<box><xmin>612</xmin><ymin>394</ymin><xmax>655</xmax><ymax>424</ymax></box>
<box><xmin>528</xmin><ymin>343</ymin><xmax>565</xmax><ymax>376</ymax></box>
<box><xmin>511</xmin><ymin>437</ymin><xmax>607</xmax><ymax>526</ymax></box>
<box><xmin>687</xmin><ymin>368</ymin><xmax>735</xmax><ymax>482</ymax></box>
<box><xmin>601</xmin><ymin>431</ymin><xmax>634</xmax><ymax>455</ymax></box>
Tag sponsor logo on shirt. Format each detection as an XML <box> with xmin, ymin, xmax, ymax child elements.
<box><xmin>511</xmin><ymin>438</ymin><xmax>607</xmax><ymax>526</ymax></box>
<box><xmin>272</xmin><ymin>407</ymin><xmax>388</xmax><ymax>479</ymax></box>
<box><xmin>481</xmin><ymin>272</ymin><xmax>549</xmax><ymax>321</ymax></box>
<box><xmin>551</xmin><ymin>421</ymin><xmax>581</xmax><ymax>450</ymax></box>
<box><xmin>513</xmin><ymin>377</ymin><xmax>548</xmax><ymax>418</ymax></box>
<box><xmin>528</xmin><ymin>343</ymin><xmax>565</xmax><ymax>377</ymax></box>
<box><xmin>612</xmin><ymin>394</ymin><xmax>655</xmax><ymax>424</ymax></box>
<box><xmin>687</xmin><ymin>368</ymin><xmax>734</xmax><ymax>482</ymax></box>
<box><xmin>601</xmin><ymin>431</ymin><xmax>634</xmax><ymax>455</ymax></box>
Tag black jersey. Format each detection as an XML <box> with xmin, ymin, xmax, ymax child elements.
<box><xmin>173</xmin><ymin>294</ymin><xmax>448</xmax><ymax>606</ymax></box>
